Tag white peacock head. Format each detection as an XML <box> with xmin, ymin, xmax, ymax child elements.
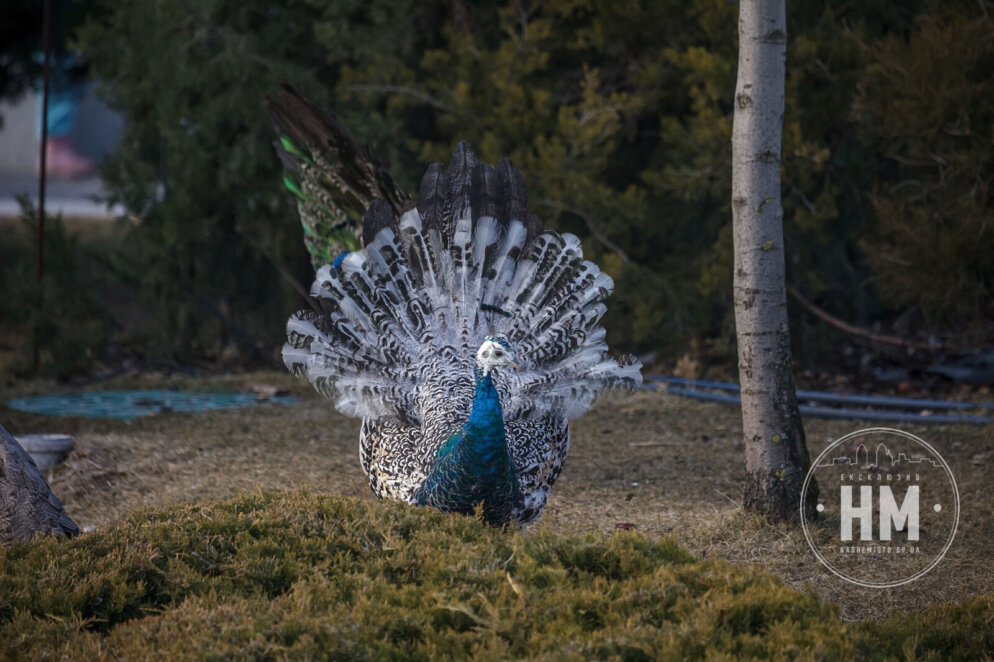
<box><xmin>476</xmin><ymin>337</ymin><xmax>519</xmax><ymax>375</ymax></box>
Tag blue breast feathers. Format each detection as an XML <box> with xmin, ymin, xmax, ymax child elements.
<box><xmin>412</xmin><ymin>366</ymin><xmax>522</xmax><ymax>524</ymax></box>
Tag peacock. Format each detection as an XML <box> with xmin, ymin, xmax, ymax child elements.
<box><xmin>1</xmin><ymin>424</ymin><xmax>78</xmax><ymax>545</ymax></box>
<box><xmin>270</xmin><ymin>85</ymin><xmax>641</xmax><ymax>526</ymax></box>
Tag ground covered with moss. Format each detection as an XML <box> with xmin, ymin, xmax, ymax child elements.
<box><xmin>1</xmin><ymin>490</ymin><xmax>990</xmax><ymax>661</ymax></box>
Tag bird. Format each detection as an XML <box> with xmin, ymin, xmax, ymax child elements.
<box><xmin>0</xmin><ymin>424</ymin><xmax>79</xmax><ymax>546</ymax></box>
<box><xmin>270</xmin><ymin>85</ymin><xmax>642</xmax><ymax>526</ymax></box>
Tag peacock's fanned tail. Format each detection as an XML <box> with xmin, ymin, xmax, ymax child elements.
<box><xmin>283</xmin><ymin>142</ymin><xmax>642</xmax><ymax>429</ymax></box>
<box><xmin>268</xmin><ymin>83</ymin><xmax>410</xmax><ymax>269</ymax></box>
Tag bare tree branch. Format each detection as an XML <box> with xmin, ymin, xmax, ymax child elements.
<box><xmin>787</xmin><ymin>284</ymin><xmax>947</xmax><ymax>351</ymax></box>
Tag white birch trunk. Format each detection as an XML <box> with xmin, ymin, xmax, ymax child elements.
<box><xmin>731</xmin><ymin>0</ymin><xmax>816</xmax><ymax>520</ymax></box>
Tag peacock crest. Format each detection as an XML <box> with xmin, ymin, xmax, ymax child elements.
<box><xmin>271</xmin><ymin>85</ymin><xmax>641</xmax><ymax>526</ymax></box>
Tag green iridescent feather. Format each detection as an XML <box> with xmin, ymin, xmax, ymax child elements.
<box><xmin>268</xmin><ymin>83</ymin><xmax>410</xmax><ymax>268</ymax></box>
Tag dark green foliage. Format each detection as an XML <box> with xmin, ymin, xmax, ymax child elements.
<box><xmin>0</xmin><ymin>199</ymin><xmax>109</xmax><ymax>377</ymax></box>
<box><xmin>73</xmin><ymin>0</ymin><xmax>362</xmax><ymax>359</ymax></box>
<box><xmin>77</xmin><ymin>2</ymin><xmax>312</xmax><ymax>358</ymax></box>
<box><xmin>328</xmin><ymin>0</ymin><xmax>944</xmax><ymax>356</ymax></box>
<box><xmin>67</xmin><ymin>0</ymin><xmax>455</xmax><ymax>363</ymax></box>
<box><xmin>0</xmin><ymin>490</ymin><xmax>990</xmax><ymax>660</ymax></box>
<box><xmin>58</xmin><ymin>0</ymin><xmax>990</xmax><ymax>368</ymax></box>
<box><xmin>854</xmin><ymin>2</ymin><xmax>994</xmax><ymax>327</ymax></box>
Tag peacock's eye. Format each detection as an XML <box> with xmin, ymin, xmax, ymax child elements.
<box><xmin>495</xmin><ymin>350</ymin><xmax>504</xmax><ymax>357</ymax></box>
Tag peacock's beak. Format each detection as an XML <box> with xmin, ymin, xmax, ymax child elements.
<box><xmin>505</xmin><ymin>360</ymin><xmax>521</xmax><ymax>370</ymax></box>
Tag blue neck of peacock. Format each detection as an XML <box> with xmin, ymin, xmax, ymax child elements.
<box><xmin>454</xmin><ymin>365</ymin><xmax>518</xmax><ymax>496</ymax></box>
<box><xmin>465</xmin><ymin>366</ymin><xmax>504</xmax><ymax>444</ymax></box>
<box><xmin>413</xmin><ymin>365</ymin><xmax>521</xmax><ymax>524</ymax></box>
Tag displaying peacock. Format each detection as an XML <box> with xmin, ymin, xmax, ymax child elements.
<box><xmin>271</xmin><ymin>85</ymin><xmax>641</xmax><ymax>526</ymax></box>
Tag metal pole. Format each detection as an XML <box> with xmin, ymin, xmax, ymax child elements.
<box><xmin>37</xmin><ymin>0</ymin><xmax>52</xmax><ymax>283</ymax></box>
<box><xmin>34</xmin><ymin>0</ymin><xmax>52</xmax><ymax>373</ymax></box>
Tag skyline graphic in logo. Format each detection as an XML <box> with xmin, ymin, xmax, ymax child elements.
<box><xmin>816</xmin><ymin>442</ymin><xmax>939</xmax><ymax>470</ymax></box>
<box><xmin>801</xmin><ymin>428</ymin><xmax>959</xmax><ymax>588</ymax></box>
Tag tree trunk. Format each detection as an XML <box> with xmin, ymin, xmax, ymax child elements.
<box><xmin>731</xmin><ymin>0</ymin><xmax>816</xmax><ymax>521</ymax></box>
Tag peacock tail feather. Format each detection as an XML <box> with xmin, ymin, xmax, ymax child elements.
<box><xmin>268</xmin><ymin>83</ymin><xmax>410</xmax><ymax>269</ymax></box>
<box><xmin>275</xmin><ymin>95</ymin><xmax>640</xmax><ymax>525</ymax></box>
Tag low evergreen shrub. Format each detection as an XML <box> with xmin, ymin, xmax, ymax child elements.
<box><xmin>1</xmin><ymin>490</ymin><xmax>989</xmax><ymax>660</ymax></box>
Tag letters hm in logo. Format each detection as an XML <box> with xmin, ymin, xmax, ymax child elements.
<box><xmin>840</xmin><ymin>486</ymin><xmax>919</xmax><ymax>542</ymax></box>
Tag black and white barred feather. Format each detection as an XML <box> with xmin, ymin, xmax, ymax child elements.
<box><xmin>283</xmin><ymin>140</ymin><xmax>641</xmax><ymax>523</ymax></box>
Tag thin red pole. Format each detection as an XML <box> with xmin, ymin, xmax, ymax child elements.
<box><xmin>37</xmin><ymin>0</ymin><xmax>52</xmax><ymax>282</ymax></box>
<box><xmin>34</xmin><ymin>0</ymin><xmax>52</xmax><ymax>373</ymax></box>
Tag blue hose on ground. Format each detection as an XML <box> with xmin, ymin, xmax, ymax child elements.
<box><xmin>645</xmin><ymin>376</ymin><xmax>994</xmax><ymax>425</ymax></box>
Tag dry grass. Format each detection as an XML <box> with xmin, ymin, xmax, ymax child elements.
<box><xmin>2</xmin><ymin>369</ymin><xmax>992</xmax><ymax>622</ymax></box>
